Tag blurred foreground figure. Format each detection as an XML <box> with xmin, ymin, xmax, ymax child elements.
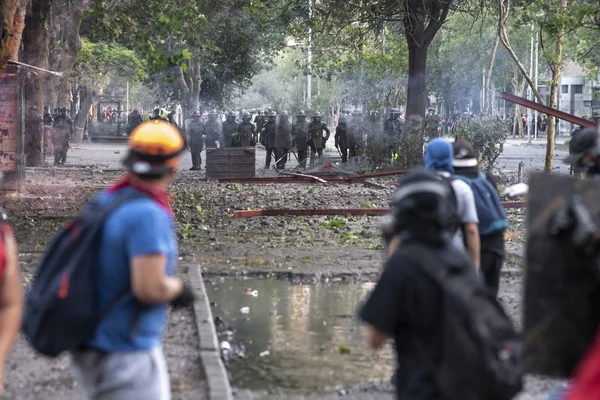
<box><xmin>52</xmin><ymin>107</ymin><xmax>73</xmax><ymax>166</ymax></box>
<box><xmin>68</xmin><ymin>121</ymin><xmax>196</xmax><ymax>399</ymax></box>
<box><xmin>360</xmin><ymin>169</ymin><xmax>522</xmax><ymax>400</ymax></box>
<box><xmin>0</xmin><ymin>206</ymin><xmax>21</xmax><ymax>396</ymax></box>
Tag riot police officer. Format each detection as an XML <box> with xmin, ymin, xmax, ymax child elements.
<box><xmin>293</xmin><ymin>110</ymin><xmax>310</xmax><ymax>169</ymax></box>
<box><xmin>43</xmin><ymin>106</ymin><xmax>53</xmax><ymax>126</ymax></box>
<box><xmin>222</xmin><ymin>111</ymin><xmax>238</xmax><ymax>147</ymax></box>
<box><xmin>204</xmin><ymin>110</ymin><xmax>224</xmax><ymax>148</ymax></box>
<box><xmin>150</xmin><ymin>108</ymin><xmax>166</xmax><ymax>121</ymax></box>
<box><xmin>262</xmin><ymin>111</ymin><xmax>277</xmax><ymax>169</ymax></box>
<box><xmin>237</xmin><ymin>113</ymin><xmax>256</xmax><ymax>147</ymax></box>
<box><xmin>308</xmin><ymin>112</ymin><xmax>330</xmax><ymax>165</ymax></box>
<box><xmin>335</xmin><ymin>114</ymin><xmax>349</xmax><ymax>163</ymax></box>
<box><xmin>348</xmin><ymin>109</ymin><xmax>364</xmax><ymax>159</ymax></box>
<box><xmin>275</xmin><ymin>110</ymin><xmax>292</xmax><ymax>169</ymax></box>
<box><xmin>52</xmin><ymin>107</ymin><xmax>73</xmax><ymax>166</ymax></box>
<box><xmin>185</xmin><ymin>110</ymin><xmax>205</xmax><ymax>170</ymax></box>
<box><xmin>383</xmin><ymin>108</ymin><xmax>403</xmax><ymax>161</ymax></box>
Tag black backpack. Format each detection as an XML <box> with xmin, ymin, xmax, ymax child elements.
<box><xmin>22</xmin><ymin>190</ymin><xmax>149</xmax><ymax>357</ymax></box>
<box><xmin>400</xmin><ymin>243</ymin><xmax>523</xmax><ymax>400</ymax></box>
<box><xmin>438</xmin><ymin>174</ymin><xmax>463</xmax><ymax>237</ymax></box>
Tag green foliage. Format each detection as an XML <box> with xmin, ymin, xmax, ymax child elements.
<box><xmin>72</xmin><ymin>39</ymin><xmax>146</xmax><ymax>89</ymax></box>
<box><xmin>322</xmin><ymin>219</ymin><xmax>346</xmax><ymax>229</ymax></box>
<box><xmin>452</xmin><ymin>117</ymin><xmax>509</xmax><ymax>172</ymax></box>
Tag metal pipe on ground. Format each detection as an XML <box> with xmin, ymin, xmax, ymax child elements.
<box><xmin>232</xmin><ymin>201</ymin><xmax>527</xmax><ymax>218</ymax></box>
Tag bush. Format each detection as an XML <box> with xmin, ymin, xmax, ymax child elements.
<box><xmin>452</xmin><ymin>116</ymin><xmax>509</xmax><ymax>172</ymax></box>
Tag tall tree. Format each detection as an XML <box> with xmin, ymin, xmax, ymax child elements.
<box><xmin>0</xmin><ymin>0</ymin><xmax>20</xmax><ymax>72</ymax></box>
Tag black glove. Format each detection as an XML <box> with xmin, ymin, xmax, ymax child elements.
<box><xmin>170</xmin><ymin>283</ymin><xmax>196</xmax><ymax>308</ymax></box>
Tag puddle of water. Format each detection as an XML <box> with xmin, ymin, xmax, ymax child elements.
<box><xmin>205</xmin><ymin>277</ymin><xmax>394</xmax><ymax>394</ymax></box>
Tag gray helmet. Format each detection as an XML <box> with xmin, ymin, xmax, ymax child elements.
<box><xmin>339</xmin><ymin>114</ymin><xmax>347</xmax><ymax>123</ymax></box>
<box><xmin>297</xmin><ymin>110</ymin><xmax>306</xmax><ymax>118</ymax></box>
<box><xmin>313</xmin><ymin>111</ymin><xmax>322</xmax><ymax>118</ymax></box>
<box><xmin>281</xmin><ymin>110</ymin><xmax>288</xmax><ymax>117</ymax></box>
<box><xmin>351</xmin><ymin>109</ymin><xmax>362</xmax><ymax>116</ymax></box>
<box><xmin>269</xmin><ymin>111</ymin><xmax>277</xmax><ymax>117</ymax></box>
<box><xmin>242</xmin><ymin>113</ymin><xmax>251</xmax><ymax>121</ymax></box>
<box><xmin>226</xmin><ymin>111</ymin><xmax>236</xmax><ymax>119</ymax></box>
<box><xmin>192</xmin><ymin>110</ymin><xmax>202</xmax><ymax>118</ymax></box>
<box><xmin>208</xmin><ymin>110</ymin><xmax>218</xmax><ymax>119</ymax></box>
<box><xmin>390</xmin><ymin>108</ymin><xmax>400</xmax><ymax>118</ymax></box>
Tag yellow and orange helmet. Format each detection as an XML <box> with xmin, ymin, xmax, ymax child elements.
<box><xmin>125</xmin><ymin>120</ymin><xmax>185</xmax><ymax>175</ymax></box>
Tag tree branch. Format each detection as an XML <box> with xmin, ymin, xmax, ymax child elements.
<box><xmin>497</xmin><ymin>0</ymin><xmax>545</xmax><ymax>105</ymax></box>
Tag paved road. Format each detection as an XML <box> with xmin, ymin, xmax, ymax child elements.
<box><xmin>58</xmin><ymin>137</ymin><xmax>571</xmax><ymax>178</ymax></box>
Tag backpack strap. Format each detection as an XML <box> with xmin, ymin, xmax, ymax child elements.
<box><xmin>92</xmin><ymin>190</ymin><xmax>152</xmax><ymax>319</ymax></box>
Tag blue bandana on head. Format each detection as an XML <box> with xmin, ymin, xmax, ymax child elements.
<box><xmin>423</xmin><ymin>139</ymin><xmax>454</xmax><ymax>174</ymax></box>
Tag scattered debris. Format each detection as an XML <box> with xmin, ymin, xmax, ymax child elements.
<box><xmin>240</xmin><ymin>307</ymin><xmax>250</xmax><ymax>314</ymax></box>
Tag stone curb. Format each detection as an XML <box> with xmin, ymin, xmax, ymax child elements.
<box><xmin>188</xmin><ymin>262</ymin><xmax>233</xmax><ymax>400</ymax></box>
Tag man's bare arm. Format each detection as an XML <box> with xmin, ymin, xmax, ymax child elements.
<box><xmin>131</xmin><ymin>254</ymin><xmax>183</xmax><ymax>304</ymax></box>
<box><xmin>463</xmin><ymin>223</ymin><xmax>481</xmax><ymax>270</ymax></box>
<box><xmin>365</xmin><ymin>325</ymin><xmax>389</xmax><ymax>350</ymax></box>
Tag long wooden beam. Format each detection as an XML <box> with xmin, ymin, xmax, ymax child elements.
<box><xmin>232</xmin><ymin>201</ymin><xmax>526</xmax><ymax>218</ymax></box>
<box><xmin>218</xmin><ymin>170</ymin><xmax>407</xmax><ymax>185</ymax></box>
<box><xmin>500</xmin><ymin>92</ymin><xmax>596</xmax><ymax>129</ymax></box>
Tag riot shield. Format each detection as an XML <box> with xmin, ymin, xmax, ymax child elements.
<box><xmin>184</xmin><ymin>119</ymin><xmax>192</xmax><ymax>151</ymax></box>
<box><xmin>524</xmin><ymin>172</ymin><xmax>600</xmax><ymax>378</ymax></box>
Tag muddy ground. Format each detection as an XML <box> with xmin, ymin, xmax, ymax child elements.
<box><xmin>4</xmin><ymin>167</ymin><xmax>543</xmax><ymax>399</ymax></box>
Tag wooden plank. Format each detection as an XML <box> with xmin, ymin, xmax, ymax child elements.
<box><xmin>208</xmin><ymin>172</ymin><xmax>254</xmax><ymax>179</ymax></box>
<box><xmin>279</xmin><ymin>171</ymin><xmax>328</xmax><ymax>184</ymax></box>
<box><xmin>524</xmin><ymin>172</ymin><xmax>600</xmax><ymax>378</ymax></box>
<box><xmin>228</xmin><ymin>158</ymin><xmax>255</xmax><ymax>166</ymax></box>
<box><xmin>206</xmin><ymin>165</ymin><xmax>255</xmax><ymax>173</ymax></box>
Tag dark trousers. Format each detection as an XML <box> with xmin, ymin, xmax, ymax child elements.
<box><xmin>349</xmin><ymin>145</ymin><xmax>359</xmax><ymax>159</ymax></box>
<box><xmin>54</xmin><ymin>148</ymin><xmax>67</xmax><ymax>165</ymax></box>
<box><xmin>191</xmin><ymin>151</ymin><xmax>202</xmax><ymax>170</ymax></box>
<box><xmin>310</xmin><ymin>147</ymin><xmax>323</xmax><ymax>165</ymax></box>
<box><xmin>339</xmin><ymin>146</ymin><xmax>348</xmax><ymax>163</ymax></box>
<box><xmin>480</xmin><ymin>251</ymin><xmax>504</xmax><ymax>297</ymax></box>
<box><xmin>275</xmin><ymin>148</ymin><xmax>289</xmax><ymax>169</ymax></box>
<box><xmin>297</xmin><ymin>149</ymin><xmax>308</xmax><ymax>168</ymax></box>
<box><xmin>265</xmin><ymin>147</ymin><xmax>276</xmax><ymax>168</ymax></box>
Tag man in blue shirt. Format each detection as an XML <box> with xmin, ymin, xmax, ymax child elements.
<box><xmin>70</xmin><ymin>120</ymin><xmax>195</xmax><ymax>400</ymax></box>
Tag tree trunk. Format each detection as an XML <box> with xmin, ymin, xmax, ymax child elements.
<box><xmin>485</xmin><ymin>34</ymin><xmax>500</xmax><ymax>114</ymax></box>
<box><xmin>7</xmin><ymin>5</ymin><xmax>25</xmax><ymax>61</ymax></box>
<box><xmin>405</xmin><ymin>39</ymin><xmax>429</xmax><ymax>119</ymax></box>
<box><xmin>46</xmin><ymin>0</ymin><xmax>87</xmax><ymax>108</ymax></box>
<box><xmin>543</xmin><ymin>0</ymin><xmax>567</xmax><ymax>172</ymax></box>
<box><xmin>0</xmin><ymin>0</ymin><xmax>19</xmax><ymax>72</ymax></box>
<box><xmin>73</xmin><ymin>88</ymin><xmax>93</xmax><ymax>143</ymax></box>
<box><xmin>23</xmin><ymin>0</ymin><xmax>50</xmax><ymax>111</ymax></box>
<box><xmin>498</xmin><ymin>0</ymin><xmax>545</xmax><ymax>105</ymax></box>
